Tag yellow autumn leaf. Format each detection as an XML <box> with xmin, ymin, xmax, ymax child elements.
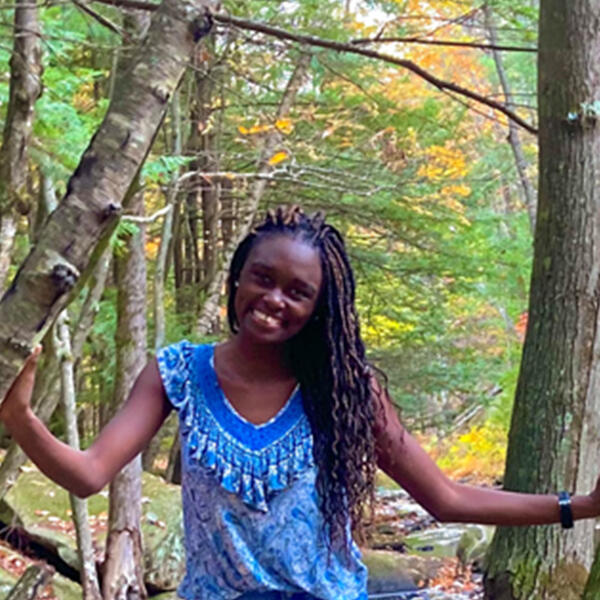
<box><xmin>268</xmin><ymin>151</ymin><xmax>289</xmax><ymax>166</ymax></box>
<box><xmin>275</xmin><ymin>118</ymin><xmax>294</xmax><ymax>134</ymax></box>
<box><xmin>238</xmin><ymin>125</ymin><xmax>249</xmax><ymax>135</ymax></box>
<box><xmin>248</xmin><ymin>123</ymin><xmax>271</xmax><ymax>135</ymax></box>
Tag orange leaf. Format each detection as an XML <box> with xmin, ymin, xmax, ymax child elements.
<box><xmin>268</xmin><ymin>151</ymin><xmax>289</xmax><ymax>166</ymax></box>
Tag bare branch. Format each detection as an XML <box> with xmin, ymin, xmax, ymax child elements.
<box><xmin>123</xmin><ymin>204</ymin><xmax>172</xmax><ymax>223</ymax></box>
<box><xmin>72</xmin><ymin>0</ymin><xmax>129</xmax><ymax>40</ymax></box>
<box><xmin>350</xmin><ymin>36</ymin><xmax>536</xmax><ymax>53</ymax></box>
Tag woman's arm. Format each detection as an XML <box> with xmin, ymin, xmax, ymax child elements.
<box><xmin>374</xmin><ymin>390</ymin><xmax>600</xmax><ymax>525</ymax></box>
<box><xmin>0</xmin><ymin>349</ymin><xmax>172</xmax><ymax>497</ymax></box>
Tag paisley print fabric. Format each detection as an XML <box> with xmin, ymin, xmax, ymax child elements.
<box><xmin>156</xmin><ymin>341</ymin><xmax>368</xmax><ymax>600</ymax></box>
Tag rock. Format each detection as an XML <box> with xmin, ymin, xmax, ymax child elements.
<box><xmin>456</xmin><ymin>525</ymin><xmax>494</xmax><ymax>570</ymax></box>
<box><xmin>0</xmin><ymin>541</ymin><xmax>82</xmax><ymax>600</ymax></box>
<box><xmin>0</xmin><ymin>467</ymin><xmax>184</xmax><ymax>592</ymax></box>
<box><xmin>5</xmin><ymin>564</ymin><xmax>53</xmax><ymax>600</ymax></box>
<box><xmin>404</xmin><ymin>524</ymin><xmax>468</xmax><ymax>558</ymax></box>
<box><xmin>0</xmin><ymin>562</ymin><xmax>17</xmax><ymax>598</ymax></box>
<box><xmin>362</xmin><ymin>548</ymin><xmax>444</xmax><ymax>592</ymax></box>
<box><xmin>49</xmin><ymin>574</ymin><xmax>82</xmax><ymax>600</ymax></box>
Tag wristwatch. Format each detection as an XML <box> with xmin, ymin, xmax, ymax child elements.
<box><xmin>558</xmin><ymin>491</ymin><xmax>574</xmax><ymax>529</ymax></box>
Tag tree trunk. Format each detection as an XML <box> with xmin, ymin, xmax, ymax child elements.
<box><xmin>220</xmin><ymin>177</ymin><xmax>236</xmax><ymax>247</ymax></box>
<box><xmin>583</xmin><ymin>547</ymin><xmax>600</xmax><ymax>598</ymax></box>
<box><xmin>143</xmin><ymin>93</ymin><xmax>182</xmax><ymax>474</ymax></box>
<box><xmin>0</xmin><ymin>0</ymin><xmax>216</xmax><ymax>404</ymax></box>
<box><xmin>101</xmin><ymin>189</ymin><xmax>147</xmax><ymax>599</ymax></box>
<box><xmin>484</xmin><ymin>2</ymin><xmax>600</xmax><ymax>599</ymax></box>
<box><xmin>483</xmin><ymin>2</ymin><xmax>537</xmax><ymax>233</ymax></box>
<box><xmin>57</xmin><ymin>311</ymin><xmax>102</xmax><ymax>600</ymax></box>
<box><xmin>0</xmin><ymin>0</ymin><xmax>43</xmax><ymax>291</ymax></box>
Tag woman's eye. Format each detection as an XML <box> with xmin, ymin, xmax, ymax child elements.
<box><xmin>254</xmin><ymin>273</ymin><xmax>272</xmax><ymax>285</ymax></box>
<box><xmin>289</xmin><ymin>288</ymin><xmax>306</xmax><ymax>300</ymax></box>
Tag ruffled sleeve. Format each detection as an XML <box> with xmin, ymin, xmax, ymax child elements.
<box><xmin>156</xmin><ymin>340</ymin><xmax>198</xmax><ymax>433</ymax></box>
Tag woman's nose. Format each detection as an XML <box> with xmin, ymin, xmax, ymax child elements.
<box><xmin>264</xmin><ymin>288</ymin><xmax>285</xmax><ymax>309</ymax></box>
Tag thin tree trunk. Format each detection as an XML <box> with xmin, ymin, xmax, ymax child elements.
<box><xmin>484</xmin><ymin>2</ymin><xmax>600</xmax><ymax>598</ymax></box>
<box><xmin>57</xmin><ymin>311</ymin><xmax>102</xmax><ymax>600</ymax></box>
<box><xmin>195</xmin><ymin>52</ymin><xmax>310</xmax><ymax>335</ymax></box>
<box><xmin>0</xmin><ymin>215</ymin><xmax>18</xmax><ymax>294</ymax></box>
<box><xmin>483</xmin><ymin>2</ymin><xmax>537</xmax><ymax>232</ymax></box>
<box><xmin>0</xmin><ymin>0</ymin><xmax>43</xmax><ymax>292</ymax></box>
<box><xmin>220</xmin><ymin>177</ymin><xmax>236</xmax><ymax>247</ymax></box>
<box><xmin>153</xmin><ymin>91</ymin><xmax>182</xmax><ymax>353</ymax></box>
<box><xmin>143</xmin><ymin>93</ymin><xmax>181</xmax><ymax>474</ymax></box>
<box><xmin>0</xmin><ymin>0</ymin><xmax>216</xmax><ymax>403</ymax></box>
<box><xmin>102</xmin><ymin>188</ymin><xmax>147</xmax><ymax>599</ymax></box>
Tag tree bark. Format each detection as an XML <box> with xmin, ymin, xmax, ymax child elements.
<box><xmin>484</xmin><ymin>2</ymin><xmax>600</xmax><ymax>598</ymax></box>
<box><xmin>0</xmin><ymin>0</ymin><xmax>216</xmax><ymax>404</ymax></box>
<box><xmin>102</xmin><ymin>189</ymin><xmax>147</xmax><ymax>599</ymax></box>
<box><xmin>0</xmin><ymin>215</ymin><xmax>18</xmax><ymax>295</ymax></box>
<box><xmin>583</xmin><ymin>547</ymin><xmax>600</xmax><ymax>598</ymax></box>
<box><xmin>0</xmin><ymin>0</ymin><xmax>43</xmax><ymax>291</ymax></box>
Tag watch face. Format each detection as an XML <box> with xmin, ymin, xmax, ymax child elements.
<box><xmin>558</xmin><ymin>492</ymin><xmax>574</xmax><ymax>528</ymax></box>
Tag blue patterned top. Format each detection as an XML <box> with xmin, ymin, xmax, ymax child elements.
<box><xmin>156</xmin><ymin>341</ymin><xmax>368</xmax><ymax>600</ymax></box>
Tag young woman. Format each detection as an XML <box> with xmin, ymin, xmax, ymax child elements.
<box><xmin>1</xmin><ymin>206</ymin><xmax>599</xmax><ymax>600</ymax></box>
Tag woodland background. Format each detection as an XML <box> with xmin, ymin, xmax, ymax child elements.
<box><xmin>0</xmin><ymin>0</ymin><xmax>597</xmax><ymax>599</ymax></box>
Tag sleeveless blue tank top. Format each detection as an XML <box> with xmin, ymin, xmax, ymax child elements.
<box><xmin>156</xmin><ymin>341</ymin><xmax>368</xmax><ymax>600</ymax></box>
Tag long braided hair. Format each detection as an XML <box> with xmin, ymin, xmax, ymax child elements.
<box><xmin>227</xmin><ymin>206</ymin><xmax>381</xmax><ymax>549</ymax></box>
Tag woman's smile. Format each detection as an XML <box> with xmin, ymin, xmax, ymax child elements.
<box><xmin>250</xmin><ymin>307</ymin><xmax>283</xmax><ymax>329</ymax></box>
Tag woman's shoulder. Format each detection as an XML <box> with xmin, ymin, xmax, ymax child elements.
<box><xmin>155</xmin><ymin>340</ymin><xmax>212</xmax><ymax>409</ymax></box>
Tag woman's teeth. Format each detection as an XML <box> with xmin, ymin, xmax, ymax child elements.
<box><xmin>253</xmin><ymin>309</ymin><xmax>280</xmax><ymax>327</ymax></box>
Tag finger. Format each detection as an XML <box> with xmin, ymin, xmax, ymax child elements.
<box><xmin>23</xmin><ymin>345</ymin><xmax>42</xmax><ymax>370</ymax></box>
<box><xmin>10</xmin><ymin>346</ymin><xmax>43</xmax><ymax>392</ymax></box>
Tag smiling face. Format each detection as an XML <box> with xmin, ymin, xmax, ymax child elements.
<box><xmin>233</xmin><ymin>234</ymin><xmax>323</xmax><ymax>345</ymax></box>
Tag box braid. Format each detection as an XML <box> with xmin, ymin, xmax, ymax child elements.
<box><xmin>226</xmin><ymin>206</ymin><xmax>381</xmax><ymax>550</ymax></box>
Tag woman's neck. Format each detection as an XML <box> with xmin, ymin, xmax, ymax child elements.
<box><xmin>219</xmin><ymin>334</ymin><xmax>293</xmax><ymax>382</ymax></box>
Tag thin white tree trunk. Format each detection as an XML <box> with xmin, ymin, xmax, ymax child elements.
<box><xmin>57</xmin><ymin>310</ymin><xmax>102</xmax><ymax>600</ymax></box>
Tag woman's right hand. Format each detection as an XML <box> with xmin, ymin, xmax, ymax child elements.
<box><xmin>0</xmin><ymin>345</ymin><xmax>42</xmax><ymax>423</ymax></box>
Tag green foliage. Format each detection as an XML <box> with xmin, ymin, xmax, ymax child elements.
<box><xmin>142</xmin><ymin>155</ymin><xmax>193</xmax><ymax>184</ymax></box>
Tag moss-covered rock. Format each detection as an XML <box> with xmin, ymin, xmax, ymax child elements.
<box><xmin>0</xmin><ymin>466</ymin><xmax>184</xmax><ymax>592</ymax></box>
<box><xmin>362</xmin><ymin>548</ymin><xmax>444</xmax><ymax>592</ymax></box>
